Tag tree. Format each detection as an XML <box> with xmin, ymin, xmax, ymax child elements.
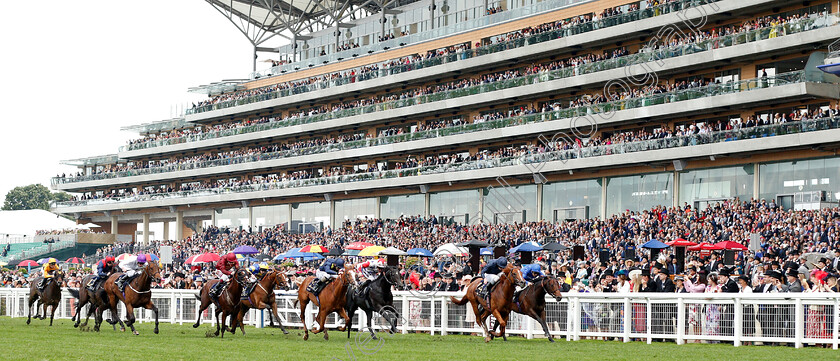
<box><xmin>2</xmin><ymin>184</ymin><xmax>71</xmax><ymax>211</ymax></box>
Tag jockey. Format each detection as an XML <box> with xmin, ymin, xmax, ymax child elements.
<box><xmin>115</xmin><ymin>254</ymin><xmax>147</xmax><ymax>292</ymax></box>
<box><xmin>479</xmin><ymin>256</ymin><xmax>508</xmax><ymax>297</ymax></box>
<box><xmin>521</xmin><ymin>263</ymin><xmax>546</xmax><ymax>284</ymax></box>
<box><xmin>310</xmin><ymin>258</ymin><xmax>345</xmax><ymax>293</ymax></box>
<box><xmin>37</xmin><ymin>258</ymin><xmax>60</xmax><ymax>290</ymax></box>
<box><xmin>210</xmin><ymin>253</ymin><xmax>239</xmax><ymax>299</ymax></box>
<box><xmin>355</xmin><ymin>258</ymin><xmax>386</xmax><ymax>297</ymax></box>
<box><xmin>88</xmin><ymin>256</ymin><xmax>116</xmax><ymax>290</ymax></box>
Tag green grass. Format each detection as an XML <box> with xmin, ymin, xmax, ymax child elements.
<box><xmin>3</xmin><ymin>317</ymin><xmax>836</xmax><ymax>360</ymax></box>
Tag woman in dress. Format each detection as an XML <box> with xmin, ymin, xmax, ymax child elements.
<box><xmin>703</xmin><ymin>273</ymin><xmax>722</xmax><ymax>341</ymax></box>
<box><xmin>683</xmin><ymin>269</ymin><xmax>706</xmax><ymax>340</ymax></box>
<box><xmin>805</xmin><ymin>270</ymin><xmax>830</xmax><ymax>342</ymax></box>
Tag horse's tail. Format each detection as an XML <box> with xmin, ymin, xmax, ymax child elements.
<box><xmin>450</xmin><ymin>295</ymin><xmax>469</xmax><ymax>305</ymax></box>
<box><xmin>68</xmin><ymin>288</ymin><xmax>80</xmax><ymax>299</ymax></box>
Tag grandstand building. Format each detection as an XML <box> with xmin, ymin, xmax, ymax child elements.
<box><xmin>50</xmin><ymin>0</ymin><xmax>840</xmax><ymax>244</ymax></box>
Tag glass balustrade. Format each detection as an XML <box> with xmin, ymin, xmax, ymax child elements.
<box><xmin>120</xmin><ymin>12</ymin><xmax>838</xmax><ymax>153</ymax></box>
<box><xmin>53</xmin><ymin>72</ymin><xmax>837</xmax><ymax>208</ymax></box>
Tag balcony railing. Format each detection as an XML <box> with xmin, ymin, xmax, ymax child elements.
<box><xmin>185</xmin><ymin>0</ymin><xmax>727</xmax><ymax>116</ymax></box>
<box><xmin>57</xmin><ymin>71</ymin><xmax>817</xmax><ymax>186</ymax></box>
<box><xmin>52</xmin><ymin>71</ymin><xmax>834</xmax><ymax>208</ymax></box>
<box><xmin>119</xmin><ymin>12</ymin><xmax>839</xmax><ymax>153</ymax></box>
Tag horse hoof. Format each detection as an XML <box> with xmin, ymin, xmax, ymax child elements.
<box><xmin>303</xmin><ymin>334</ymin><xmax>309</xmax><ymax>341</ymax></box>
<box><xmin>94</xmin><ymin>327</ymin><xmax>100</xmax><ymax>332</ymax></box>
<box><xmin>133</xmin><ymin>331</ymin><xmax>140</xmax><ymax>336</ymax></box>
<box><xmin>282</xmin><ymin>330</ymin><xmax>289</xmax><ymax>335</ymax></box>
<box><xmin>192</xmin><ymin>323</ymin><xmax>199</xmax><ymax>328</ymax></box>
<box><xmin>120</xmin><ymin>327</ymin><xmax>126</xmax><ymax>332</ymax></box>
<box><xmin>484</xmin><ymin>337</ymin><xmax>492</xmax><ymax>343</ymax></box>
<box><xmin>26</xmin><ymin>320</ymin><xmax>30</xmax><ymax>325</ymax></box>
<box><xmin>371</xmin><ymin>335</ymin><xmax>378</xmax><ymax>340</ymax></box>
<box><xmin>549</xmin><ymin>337</ymin><xmax>555</xmax><ymax>343</ymax></box>
<box><xmin>154</xmin><ymin>328</ymin><xmax>159</xmax><ymax>335</ymax></box>
<box><xmin>74</xmin><ymin>324</ymin><xmax>79</xmax><ymax>328</ymax></box>
<box><xmin>214</xmin><ymin>331</ymin><xmax>220</xmax><ymax>336</ymax></box>
<box><xmin>324</xmin><ymin>334</ymin><xmax>329</xmax><ymax>341</ymax></box>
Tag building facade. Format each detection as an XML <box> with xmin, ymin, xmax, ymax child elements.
<box><xmin>51</xmin><ymin>0</ymin><xmax>840</xmax><ymax>243</ymax></box>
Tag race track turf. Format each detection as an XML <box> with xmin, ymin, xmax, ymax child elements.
<box><xmin>2</xmin><ymin>317</ymin><xmax>836</xmax><ymax>360</ymax></box>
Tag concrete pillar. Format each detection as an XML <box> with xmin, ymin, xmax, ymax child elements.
<box><xmin>329</xmin><ymin>200</ymin><xmax>336</xmax><ymax>229</ymax></box>
<box><xmin>477</xmin><ymin>188</ymin><xmax>484</xmax><ymax>225</ymax></box>
<box><xmin>142</xmin><ymin>214</ymin><xmax>150</xmax><ymax>245</ymax></box>
<box><xmin>673</xmin><ymin>171</ymin><xmax>681</xmax><ymax>208</ymax></box>
<box><xmin>111</xmin><ymin>215</ymin><xmax>119</xmax><ymax>235</ymax></box>
<box><xmin>753</xmin><ymin>163</ymin><xmax>761</xmax><ymax>201</ymax></box>
<box><xmin>601</xmin><ymin>177</ymin><xmax>608</xmax><ymax>219</ymax></box>
<box><xmin>425</xmin><ymin>193</ymin><xmax>431</xmax><ymax>217</ymax></box>
<box><xmin>536</xmin><ymin>183</ymin><xmax>544</xmax><ymax>221</ymax></box>
<box><xmin>163</xmin><ymin>221</ymin><xmax>170</xmax><ymax>241</ymax></box>
<box><xmin>176</xmin><ymin>211</ymin><xmax>184</xmax><ymax>241</ymax></box>
<box><xmin>375</xmin><ymin>197</ymin><xmax>382</xmax><ymax>219</ymax></box>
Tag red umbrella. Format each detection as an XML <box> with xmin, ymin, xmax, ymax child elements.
<box><xmin>185</xmin><ymin>255</ymin><xmax>200</xmax><ymax>265</ymax></box>
<box><xmin>65</xmin><ymin>257</ymin><xmax>84</xmax><ymax>264</ymax></box>
<box><xmin>688</xmin><ymin>242</ymin><xmax>721</xmax><ymax>251</ymax></box>
<box><xmin>346</xmin><ymin>242</ymin><xmax>374</xmax><ymax>251</ymax></box>
<box><xmin>194</xmin><ymin>253</ymin><xmax>221</xmax><ymax>264</ymax></box>
<box><xmin>714</xmin><ymin>241</ymin><xmax>748</xmax><ymax>251</ymax></box>
<box><xmin>667</xmin><ymin>238</ymin><xmax>697</xmax><ymax>247</ymax></box>
<box><xmin>17</xmin><ymin>260</ymin><xmax>39</xmax><ymax>267</ymax></box>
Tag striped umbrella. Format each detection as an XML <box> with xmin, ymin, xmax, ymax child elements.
<box><xmin>300</xmin><ymin>245</ymin><xmax>328</xmax><ymax>253</ymax></box>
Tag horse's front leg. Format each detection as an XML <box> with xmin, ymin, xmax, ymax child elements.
<box><xmin>26</xmin><ymin>296</ymin><xmax>35</xmax><ymax>325</ymax></box>
<box><xmin>337</xmin><ymin>308</ymin><xmax>351</xmax><ymax>333</ymax></box>
<box><xmin>49</xmin><ymin>303</ymin><xmax>58</xmax><ymax>326</ymax></box>
<box><xmin>270</xmin><ymin>300</ymin><xmax>289</xmax><ymax>334</ymax></box>
<box><xmin>145</xmin><ymin>302</ymin><xmax>159</xmax><ymax>334</ymax></box>
<box><xmin>365</xmin><ymin>309</ymin><xmax>377</xmax><ymax>340</ymax></box>
<box><xmin>125</xmin><ymin>304</ymin><xmax>139</xmax><ymax>335</ymax></box>
<box><xmin>490</xmin><ymin>309</ymin><xmax>508</xmax><ymax>339</ymax></box>
<box><xmin>534</xmin><ymin>309</ymin><xmax>554</xmax><ymax>342</ymax></box>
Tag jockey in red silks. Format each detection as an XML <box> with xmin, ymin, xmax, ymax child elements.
<box><xmin>210</xmin><ymin>253</ymin><xmax>239</xmax><ymax>299</ymax></box>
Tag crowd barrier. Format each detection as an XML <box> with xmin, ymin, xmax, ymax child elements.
<box><xmin>1</xmin><ymin>288</ymin><xmax>838</xmax><ymax>348</ymax></box>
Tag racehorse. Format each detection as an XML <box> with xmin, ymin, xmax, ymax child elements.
<box><xmin>295</xmin><ymin>265</ymin><xmax>356</xmax><ymax>341</ymax></box>
<box><xmin>103</xmin><ymin>261</ymin><xmax>163</xmax><ymax>335</ymax></box>
<box><xmin>68</xmin><ymin>274</ymin><xmax>123</xmax><ymax>331</ymax></box>
<box><xmin>491</xmin><ymin>276</ymin><xmax>564</xmax><ymax>342</ymax></box>
<box><xmin>26</xmin><ymin>270</ymin><xmax>65</xmax><ymax>326</ymax></box>
<box><xmin>450</xmin><ymin>264</ymin><xmax>525</xmax><ymax>342</ymax></box>
<box><xmin>230</xmin><ymin>269</ymin><xmax>290</xmax><ymax>335</ymax></box>
<box><xmin>193</xmin><ymin>268</ymin><xmax>251</xmax><ymax>338</ymax></box>
<box><xmin>345</xmin><ymin>266</ymin><xmax>401</xmax><ymax>339</ymax></box>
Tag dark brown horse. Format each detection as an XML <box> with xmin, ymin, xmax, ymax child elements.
<box><xmin>295</xmin><ymin>266</ymin><xmax>356</xmax><ymax>340</ymax></box>
<box><xmin>230</xmin><ymin>270</ymin><xmax>289</xmax><ymax>335</ymax></box>
<box><xmin>69</xmin><ymin>274</ymin><xmax>123</xmax><ymax>331</ymax></box>
<box><xmin>491</xmin><ymin>276</ymin><xmax>564</xmax><ymax>342</ymax></box>
<box><xmin>450</xmin><ymin>264</ymin><xmax>525</xmax><ymax>342</ymax></box>
<box><xmin>193</xmin><ymin>268</ymin><xmax>251</xmax><ymax>338</ymax></box>
<box><xmin>26</xmin><ymin>270</ymin><xmax>65</xmax><ymax>326</ymax></box>
<box><xmin>103</xmin><ymin>262</ymin><xmax>163</xmax><ymax>335</ymax></box>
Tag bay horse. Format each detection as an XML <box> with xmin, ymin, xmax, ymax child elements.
<box><xmin>68</xmin><ymin>274</ymin><xmax>123</xmax><ymax>331</ymax></box>
<box><xmin>230</xmin><ymin>269</ymin><xmax>290</xmax><ymax>335</ymax></box>
<box><xmin>26</xmin><ymin>270</ymin><xmax>65</xmax><ymax>326</ymax></box>
<box><xmin>103</xmin><ymin>261</ymin><xmax>163</xmax><ymax>335</ymax></box>
<box><xmin>345</xmin><ymin>266</ymin><xmax>401</xmax><ymax>339</ymax></box>
<box><xmin>295</xmin><ymin>265</ymin><xmax>356</xmax><ymax>341</ymax></box>
<box><xmin>491</xmin><ymin>276</ymin><xmax>564</xmax><ymax>342</ymax></box>
<box><xmin>450</xmin><ymin>264</ymin><xmax>525</xmax><ymax>342</ymax></box>
<box><xmin>193</xmin><ymin>268</ymin><xmax>251</xmax><ymax>338</ymax></box>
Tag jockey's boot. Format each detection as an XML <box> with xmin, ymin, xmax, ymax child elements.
<box><xmin>357</xmin><ymin>279</ymin><xmax>372</xmax><ymax>298</ymax></box>
<box><xmin>116</xmin><ymin>274</ymin><xmax>128</xmax><ymax>292</ymax></box>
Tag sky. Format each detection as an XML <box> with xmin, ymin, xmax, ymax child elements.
<box><xmin>0</xmin><ymin>1</ymin><xmax>280</xmax><ymax>203</ymax></box>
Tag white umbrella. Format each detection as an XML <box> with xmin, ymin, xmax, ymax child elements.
<box><xmin>433</xmin><ymin>243</ymin><xmax>468</xmax><ymax>257</ymax></box>
<box><xmin>379</xmin><ymin>247</ymin><xmax>407</xmax><ymax>256</ymax></box>
<box><xmin>81</xmin><ymin>223</ymin><xmax>101</xmax><ymax>228</ymax></box>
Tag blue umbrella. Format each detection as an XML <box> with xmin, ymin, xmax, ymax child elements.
<box><xmin>480</xmin><ymin>247</ymin><xmax>494</xmax><ymax>256</ymax></box>
<box><xmin>509</xmin><ymin>241</ymin><xmax>543</xmax><ymax>253</ymax></box>
<box><xmin>406</xmin><ymin>248</ymin><xmax>433</xmax><ymax>257</ymax></box>
<box><xmin>233</xmin><ymin>245</ymin><xmax>259</xmax><ymax>254</ymax></box>
<box><xmin>641</xmin><ymin>239</ymin><xmax>670</xmax><ymax>249</ymax></box>
<box><xmin>274</xmin><ymin>248</ymin><xmax>301</xmax><ymax>260</ymax></box>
